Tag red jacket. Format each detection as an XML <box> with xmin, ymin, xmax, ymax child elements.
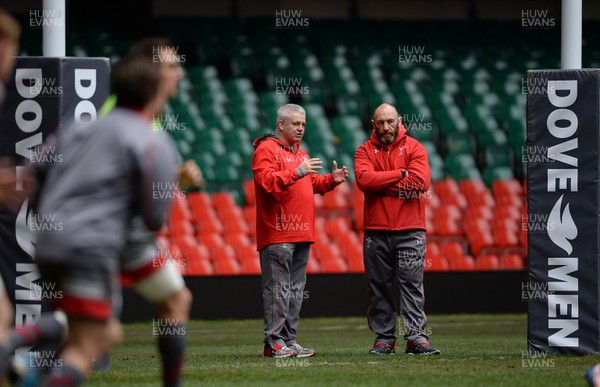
<box><xmin>354</xmin><ymin>126</ymin><xmax>430</xmax><ymax>231</ymax></box>
<box><xmin>252</xmin><ymin>133</ymin><xmax>338</xmax><ymax>250</ymax></box>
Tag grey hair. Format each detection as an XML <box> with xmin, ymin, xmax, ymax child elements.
<box><xmin>276</xmin><ymin>104</ymin><xmax>306</xmax><ymax>123</ymax></box>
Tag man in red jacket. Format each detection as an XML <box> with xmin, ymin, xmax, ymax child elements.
<box><xmin>253</xmin><ymin>103</ymin><xmax>348</xmax><ymax>358</ymax></box>
<box><xmin>355</xmin><ymin>103</ymin><xmax>439</xmax><ymax>356</ymax></box>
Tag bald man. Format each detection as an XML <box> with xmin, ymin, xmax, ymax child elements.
<box><xmin>354</xmin><ymin>103</ymin><xmax>439</xmax><ymax>355</ymax></box>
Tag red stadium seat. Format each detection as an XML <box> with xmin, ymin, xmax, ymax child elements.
<box><xmin>351</xmin><ymin>183</ymin><xmax>365</xmax><ymax>232</ymax></box>
<box><xmin>440</xmin><ymin>241</ymin><xmax>467</xmax><ymax>261</ymax></box>
<box><xmin>199</xmin><ymin>233</ymin><xmax>226</xmax><ymax>257</ymax></box>
<box><xmin>319</xmin><ymin>256</ymin><xmax>348</xmax><ymax>273</ymax></box>
<box><xmin>243</xmin><ymin>179</ymin><xmax>255</xmax><ymax>205</ymax></box>
<box><xmin>225</xmin><ymin>232</ymin><xmax>252</xmax><ymax>257</ymax></box>
<box><xmin>426</xmin><ymin>241</ymin><xmax>441</xmax><ymax>259</ymax></box>
<box><xmin>314</xmin><ymin>194</ymin><xmax>325</xmax><ymax>210</ymax></box>
<box><xmin>194</xmin><ymin>211</ymin><xmax>225</xmax><ymax>235</ymax></box>
<box><xmin>495</xmin><ymin>195</ymin><xmax>523</xmax><ymax>214</ymax></box>
<box><xmin>169</xmin><ymin>218</ymin><xmax>195</xmax><ymax>237</ymax></box>
<box><xmin>468</xmin><ymin>191</ymin><xmax>496</xmax><ymax>208</ymax></box>
<box><xmin>459</xmin><ymin>179</ymin><xmax>487</xmax><ymax>199</ymax></box>
<box><xmin>239</xmin><ymin>245</ymin><xmax>261</xmax><ymax>275</ymax></box>
<box><xmin>425</xmin><ymin>256</ymin><xmax>449</xmax><ymax>272</ymax></box>
<box><xmin>170</xmin><ymin>196</ymin><xmax>192</xmax><ymax>222</ymax></box>
<box><xmin>492</xmin><ymin>179</ymin><xmax>523</xmax><ymax>198</ymax></box>
<box><xmin>170</xmin><ymin>234</ymin><xmax>198</xmax><ymax>256</ymax></box>
<box><xmin>476</xmin><ymin>254</ymin><xmax>500</xmax><ymax>270</ymax></box>
<box><xmin>337</xmin><ymin>231</ymin><xmax>364</xmax><ymax>272</ymax></box>
<box><xmin>466</xmin><ymin>227</ymin><xmax>495</xmax><ymax>256</ymax></box>
<box><xmin>434</xmin><ymin>179</ymin><xmax>460</xmax><ymax>196</ymax></box>
<box><xmin>493</xmin><ymin>219</ymin><xmax>520</xmax><ymax>249</ymax></box>
<box><xmin>433</xmin><ymin>203</ymin><xmax>464</xmax><ymax>236</ymax></box>
<box><xmin>314</xmin><ymin>243</ymin><xmax>347</xmax><ymax>273</ymax></box>
<box><xmin>306</xmin><ymin>252</ymin><xmax>320</xmax><ymax>274</ymax></box>
<box><xmin>437</xmin><ymin>204</ymin><xmax>462</xmax><ymax>221</ymax></box>
<box><xmin>434</xmin><ymin>217</ymin><xmax>462</xmax><ymax>236</ymax></box>
<box><xmin>434</xmin><ymin>179</ymin><xmax>468</xmax><ymax>209</ymax></box>
<box><xmin>500</xmin><ymin>254</ymin><xmax>525</xmax><ymax>270</ymax></box>
<box><xmin>243</xmin><ymin>205</ymin><xmax>257</xmax><ymax>239</ymax></box>
<box><xmin>221</xmin><ymin>214</ymin><xmax>250</xmax><ymax>235</ymax></box>
<box><xmin>325</xmin><ymin>217</ymin><xmax>351</xmax><ymax>241</ymax></box>
<box><xmin>465</xmin><ymin>204</ymin><xmax>494</xmax><ymax>222</ymax></box>
<box><xmin>425</xmin><ymin>189</ymin><xmax>441</xmax><ymax>209</ymax></box>
<box><xmin>212</xmin><ymin>245</ymin><xmax>242</xmax><ymax>275</ymax></box>
<box><xmin>185</xmin><ymin>245</ymin><xmax>214</xmax><ymax>275</ymax></box>
<box><xmin>212</xmin><ymin>192</ymin><xmax>237</xmax><ymax>211</ymax></box>
<box><xmin>324</xmin><ymin>189</ymin><xmax>350</xmax><ymax>210</ymax></box>
<box><xmin>449</xmin><ymin>256</ymin><xmax>476</xmax><ymax>271</ymax></box>
<box><xmin>187</xmin><ymin>191</ymin><xmax>213</xmax><ymax>217</ymax></box>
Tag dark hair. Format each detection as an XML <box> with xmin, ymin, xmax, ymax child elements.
<box><xmin>0</xmin><ymin>9</ymin><xmax>21</xmax><ymax>43</ymax></box>
<box><xmin>127</xmin><ymin>36</ymin><xmax>175</xmax><ymax>59</ymax></box>
<box><xmin>112</xmin><ymin>56</ymin><xmax>161</xmax><ymax>109</ymax></box>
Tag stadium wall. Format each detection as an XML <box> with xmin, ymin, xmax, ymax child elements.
<box><xmin>149</xmin><ymin>0</ymin><xmax>586</xmax><ymax>21</ymax></box>
<box><xmin>121</xmin><ymin>270</ymin><xmax>527</xmax><ymax>322</ymax></box>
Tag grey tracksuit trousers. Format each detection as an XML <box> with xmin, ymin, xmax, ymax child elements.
<box><xmin>260</xmin><ymin>242</ymin><xmax>310</xmax><ymax>349</ymax></box>
<box><xmin>364</xmin><ymin>229</ymin><xmax>430</xmax><ymax>346</ymax></box>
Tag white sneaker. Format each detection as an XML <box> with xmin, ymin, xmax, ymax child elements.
<box><xmin>288</xmin><ymin>343</ymin><xmax>315</xmax><ymax>358</ymax></box>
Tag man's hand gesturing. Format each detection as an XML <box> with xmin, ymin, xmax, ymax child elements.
<box><xmin>297</xmin><ymin>158</ymin><xmax>322</xmax><ymax>176</ymax></box>
<box><xmin>332</xmin><ymin>160</ymin><xmax>349</xmax><ymax>184</ymax></box>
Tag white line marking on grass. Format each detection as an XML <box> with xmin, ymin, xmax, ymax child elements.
<box><xmin>436</xmin><ymin>321</ymin><xmax>520</xmax><ymax>327</ymax></box>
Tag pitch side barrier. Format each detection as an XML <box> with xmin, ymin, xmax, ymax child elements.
<box><xmin>121</xmin><ymin>271</ymin><xmax>528</xmax><ymax>322</ymax></box>
<box><xmin>527</xmin><ymin>69</ymin><xmax>600</xmax><ymax>355</ymax></box>
<box><xmin>0</xmin><ymin>57</ymin><xmax>109</xmax><ymax>328</ymax></box>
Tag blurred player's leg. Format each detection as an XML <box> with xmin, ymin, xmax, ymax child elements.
<box><xmin>37</xmin><ymin>263</ymin><xmax>123</xmax><ymax>386</ymax></box>
<box><xmin>48</xmin><ymin>317</ymin><xmax>122</xmax><ymax>385</ymax></box>
<box><xmin>5</xmin><ymin>311</ymin><xmax>67</xmax><ymax>355</ymax></box>
<box><xmin>133</xmin><ymin>267</ymin><xmax>191</xmax><ymax>387</ymax></box>
<box><xmin>0</xmin><ymin>276</ymin><xmax>11</xmax><ymax>386</ymax></box>
<box><xmin>122</xmin><ymin>217</ymin><xmax>191</xmax><ymax>387</ymax></box>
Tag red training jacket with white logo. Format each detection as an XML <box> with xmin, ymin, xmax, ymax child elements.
<box><xmin>354</xmin><ymin>126</ymin><xmax>430</xmax><ymax>231</ymax></box>
<box><xmin>252</xmin><ymin>133</ymin><xmax>338</xmax><ymax>251</ymax></box>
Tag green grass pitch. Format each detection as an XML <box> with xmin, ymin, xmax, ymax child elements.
<box><xmin>85</xmin><ymin>314</ymin><xmax>600</xmax><ymax>386</ymax></box>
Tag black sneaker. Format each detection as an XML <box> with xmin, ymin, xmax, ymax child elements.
<box><xmin>369</xmin><ymin>343</ymin><xmax>396</xmax><ymax>355</ymax></box>
<box><xmin>405</xmin><ymin>341</ymin><xmax>440</xmax><ymax>355</ymax></box>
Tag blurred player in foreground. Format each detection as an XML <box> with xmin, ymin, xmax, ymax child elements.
<box><xmin>0</xmin><ymin>8</ymin><xmax>22</xmax><ymax>386</ymax></box>
<box><xmin>355</xmin><ymin>103</ymin><xmax>439</xmax><ymax>356</ymax></box>
<box><xmin>104</xmin><ymin>37</ymin><xmax>201</xmax><ymax>387</ymax></box>
<box><xmin>23</xmin><ymin>55</ymin><xmax>177</xmax><ymax>386</ymax></box>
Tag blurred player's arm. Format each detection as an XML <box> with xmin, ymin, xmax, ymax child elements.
<box><xmin>0</xmin><ymin>156</ymin><xmax>38</xmax><ymax>213</ymax></box>
<box><xmin>178</xmin><ymin>159</ymin><xmax>205</xmax><ymax>190</ymax></box>
<box><xmin>138</xmin><ymin>134</ymin><xmax>179</xmax><ymax>231</ymax></box>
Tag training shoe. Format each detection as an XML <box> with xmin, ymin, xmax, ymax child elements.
<box><xmin>288</xmin><ymin>343</ymin><xmax>315</xmax><ymax>358</ymax></box>
<box><xmin>369</xmin><ymin>343</ymin><xmax>396</xmax><ymax>355</ymax></box>
<box><xmin>8</xmin><ymin>353</ymin><xmax>40</xmax><ymax>387</ymax></box>
<box><xmin>405</xmin><ymin>341</ymin><xmax>440</xmax><ymax>355</ymax></box>
<box><xmin>263</xmin><ymin>344</ymin><xmax>297</xmax><ymax>358</ymax></box>
<box><xmin>586</xmin><ymin>363</ymin><xmax>600</xmax><ymax>386</ymax></box>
